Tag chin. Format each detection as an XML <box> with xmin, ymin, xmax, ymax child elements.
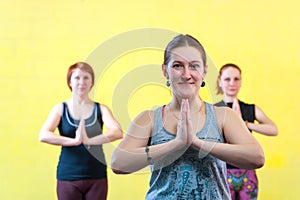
<box><xmin>227</xmin><ymin>92</ymin><xmax>238</xmax><ymax>97</ymax></box>
<box><xmin>180</xmin><ymin>93</ymin><xmax>194</xmax><ymax>99</ymax></box>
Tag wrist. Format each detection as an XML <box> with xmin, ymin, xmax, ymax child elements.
<box><xmin>198</xmin><ymin>140</ymin><xmax>217</xmax><ymax>158</ymax></box>
<box><xmin>245</xmin><ymin>121</ymin><xmax>251</xmax><ymax>129</ymax></box>
<box><xmin>74</xmin><ymin>135</ymin><xmax>83</xmax><ymax>145</ymax></box>
<box><xmin>191</xmin><ymin>136</ymin><xmax>200</xmax><ymax>149</ymax></box>
<box><xmin>172</xmin><ymin>137</ymin><xmax>187</xmax><ymax>150</ymax></box>
<box><xmin>145</xmin><ymin>146</ymin><xmax>154</xmax><ymax>165</ymax></box>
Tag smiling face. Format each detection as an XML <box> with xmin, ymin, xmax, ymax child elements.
<box><xmin>69</xmin><ymin>68</ymin><xmax>93</xmax><ymax>96</ymax></box>
<box><xmin>163</xmin><ymin>46</ymin><xmax>206</xmax><ymax>99</ymax></box>
<box><xmin>218</xmin><ymin>66</ymin><xmax>242</xmax><ymax>98</ymax></box>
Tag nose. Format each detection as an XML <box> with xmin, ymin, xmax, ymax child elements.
<box><xmin>79</xmin><ymin>77</ymin><xmax>84</xmax><ymax>84</ymax></box>
<box><xmin>182</xmin><ymin>66</ymin><xmax>191</xmax><ymax>79</ymax></box>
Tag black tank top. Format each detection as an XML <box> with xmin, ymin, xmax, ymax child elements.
<box><xmin>57</xmin><ymin>102</ymin><xmax>107</xmax><ymax>180</ymax></box>
<box><xmin>215</xmin><ymin>100</ymin><xmax>255</xmax><ymax>169</ymax></box>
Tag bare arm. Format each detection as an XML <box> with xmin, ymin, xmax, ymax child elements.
<box><xmin>192</xmin><ymin>107</ymin><xmax>265</xmax><ymax>169</ymax></box>
<box><xmin>39</xmin><ymin>104</ymin><xmax>82</xmax><ymax>146</ymax></box>
<box><xmin>81</xmin><ymin>104</ymin><xmax>123</xmax><ymax>145</ymax></box>
<box><xmin>246</xmin><ymin>105</ymin><xmax>278</xmax><ymax>136</ymax></box>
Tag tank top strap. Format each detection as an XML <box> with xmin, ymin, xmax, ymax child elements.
<box><xmin>197</xmin><ymin>103</ymin><xmax>224</xmax><ymax>143</ymax></box>
<box><xmin>151</xmin><ymin>106</ymin><xmax>165</xmax><ymax>145</ymax></box>
<box><xmin>61</xmin><ymin>102</ymin><xmax>66</xmax><ymax>114</ymax></box>
<box><xmin>206</xmin><ymin>102</ymin><xmax>219</xmax><ymax>128</ymax></box>
<box><xmin>95</xmin><ymin>102</ymin><xmax>103</xmax><ymax>129</ymax></box>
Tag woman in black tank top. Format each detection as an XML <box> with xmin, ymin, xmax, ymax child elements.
<box><xmin>39</xmin><ymin>62</ymin><xmax>123</xmax><ymax>200</ymax></box>
<box><xmin>215</xmin><ymin>63</ymin><xmax>278</xmax><ymax>200</ymax></box>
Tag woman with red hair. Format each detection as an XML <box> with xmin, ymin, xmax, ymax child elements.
<box><xmin>39</xmin><ymin>62</ymin><xmax>123</xmax><ymax>200</ymax></box>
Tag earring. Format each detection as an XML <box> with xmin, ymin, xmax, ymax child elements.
<box><xmin>201</xmin><ymin>81</ymin><xmax>205</xmax><ymax>87</ymax></box>
<box><xmin>166</xmin><ymin>80</ymin><xmax>171</xmax><ymax>87</ymax></box>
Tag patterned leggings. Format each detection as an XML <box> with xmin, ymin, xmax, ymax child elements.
<box><xmin>227</xmin><ymin>169</ymin><xmax>258</xmax><ymax>200</ymax></box>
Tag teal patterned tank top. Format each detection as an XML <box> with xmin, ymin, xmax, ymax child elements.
<box><xmin>146</xmin><ymin>103</ymin><xmax>230</xmax><ymax>200</ymax></box>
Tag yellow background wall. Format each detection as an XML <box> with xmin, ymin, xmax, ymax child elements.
<box><xmin>0</xmin><ymin>0</ymin><xmax>299</xmax><ymax>199</ymax></box>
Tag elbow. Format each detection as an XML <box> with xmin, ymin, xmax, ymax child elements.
<box><xmin>272</xmin><ymin>126</ymin><xmax>278</xmax><ymax>136</ymax></box>
<box><xmin>250</xmin><ymin>149</ymin><xmax>265</xmax><ymax>169</ymax></box>
<box><xmin>254</xmin><ymin>153</ymin><xmax>265</xmax><ymax>169</ymax></box>
<box><xmin>242</xmin><ymin>146</ymin><xmax>265</xmax><ymax>169</ymax></box>
<box><xmin>110</xmin><ymin>128</ymin><xmax>123</xmax><ymax>141</ymax></box>
<box><xmin>111</xmin><ymin>146</ymin><xmax>138</xmax><ymax>175</ymax></box>
<box><xmin>244</xmin><ymin>155</ymin><xmax>264</xmax><ymax>170</ymax></box>
<box><xmin>110</xmin><ymin>156</ymin><xmax>120</xmax><ymax>173</ymax></box>
<box><xmin>268</xmin><ymin>125</ymin><xmax>278</xmax><ymax>136</ymax></box>
<box><xmin>39</xmin><ymin>132</ymin><xmax>47</xmax><ymax>143</ymax></box>
<box><xmin>116</xmin><ymin>129</ymin><xmax>124</xmax><ymax>140</ymax></box>
<box><xmin>111</xmin><ymin>155</ymin><xmax>131</xmax><ymax>175</ymax></box>
<box><xmin>111</xmin><ymin>167</ymin><xmax>130</xmax><ymax>175</ymax></box>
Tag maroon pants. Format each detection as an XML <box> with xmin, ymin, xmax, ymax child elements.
<box><xmin>57</xmin><ymin>179</ymin><xmax>108</xmax><ymax>200</ymax></box>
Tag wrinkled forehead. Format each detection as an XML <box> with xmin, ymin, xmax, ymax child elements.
<box><xmin>170</xmin><ymin>46</ymin><xmax>204</xmax><ymax>64</ymax></box>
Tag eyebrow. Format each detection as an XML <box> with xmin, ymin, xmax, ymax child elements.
<box><xmin>190</xmin><ymin>60</ymin><xmax>202</xmax><ymax>63</ymax></box>
<box><xmin>223</xmin><ymin>76</ymin><xmax>240</xmax><ymax>79</ymax></box>
<box><xmin>172</xmin><ymin>60</ymin><xmax>202</xmax><ymax>64</ymax></box>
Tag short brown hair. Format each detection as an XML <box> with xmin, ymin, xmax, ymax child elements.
<box><xmin>67</xmin><ymin>62</ymin><xmax>95</xmax><ymax>91</ymax></box>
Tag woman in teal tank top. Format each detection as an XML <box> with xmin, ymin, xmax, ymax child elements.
<box><xmin>111</xmin><ymin>34</ymin><xmax>265</xmax><ymax>200</ymax></box>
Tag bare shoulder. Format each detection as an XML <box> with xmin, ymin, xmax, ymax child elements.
<box><xmin>124</xmin><ymin>109</ymin><xmax>155</xmax><ymax>144</ymax></box>
<box><xmin>50</xmin><ymin>103</ymin><xmax>63</xmax><ymax>117</ymax></box>
<box><xmin>254</xmin><ymin>104</ymin><xmax>274</xmax><ymax>123</ymax></box>
<box><xmin>99</xmin><ymin>104</ymin><xmax>110</xmax><ymax>112</ymax></box>
<box><xmin>41</xmin><ymin>103</ymin><xmax>63</xmax><ymax>131</ymax></box>
<box><xmin>127</xmin><ymin>110</ymin><xmax>155</xmax><ymax>134</ymax></box>
<box><xmin>213</xmin><ymin>105</ymin><xmax>230</xmax><ymax>118</ymax></box>
<box><xmin>213</xmin><ymin>105</ymin><xmax>236</xmax><ymax>128</ymax></box>
<box><xmin>254</xmin><ymin>104</ymin><xmax>265</xmax><ymax>115</ymax></box>
<box><xmin>133</xmin><ymin>110</ymin><xmax>155</xmax><ymax>127</ymax></box>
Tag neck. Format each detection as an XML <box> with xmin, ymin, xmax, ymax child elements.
<box><xmin>70</xmin><ymin>94</ymin><xmax>91</xmax><ymax>105</ymax></box>
<box><xmin>170</xmin><ymin>95</ymin><xmax>202</xmax><ymax>111</ymax></box>
<box><xmin>223</xmin><ymin>95</ymin><xmax>237</xmax><ymax>103</ymax></box>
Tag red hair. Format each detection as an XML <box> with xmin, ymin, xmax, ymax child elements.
<box><xmin>67</xmin><ymin>62</ymin><xmax>95</xmax><ymax>91</ymax></box>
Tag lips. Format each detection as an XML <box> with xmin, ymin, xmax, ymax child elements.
<box><xmin>179</xmin><ymin>82</ymin><xmax>194</xmax><ymax>84</ymax></box>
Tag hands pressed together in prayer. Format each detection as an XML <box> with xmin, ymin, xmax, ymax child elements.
<box><xmin>74</xmin><ymin>119</ymin><xmax>89</xmax><ymax>146</ymax></box>
<box><xmin>174</xmin><ymin>99</ymin><xmax>201</xmax><ymax>149</ymax></box>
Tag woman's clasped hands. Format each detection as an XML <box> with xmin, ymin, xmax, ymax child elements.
<box><xmin>174</xmin><ymin>99</ymin><xmax>201</xmax><ymax>150</ymax></box>
<box><xmin>74</xmin><ymin>119</ymin><xmax>90</xmax><ymax>146</ymax></box>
